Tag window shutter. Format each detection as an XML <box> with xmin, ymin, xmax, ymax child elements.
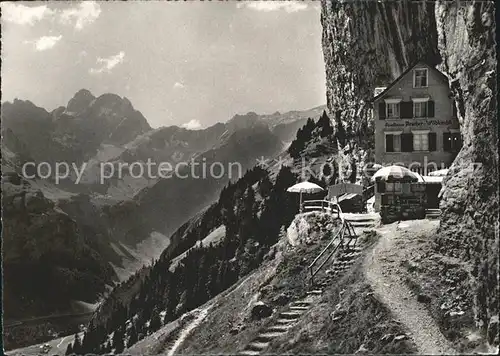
<box><xmin>401</xmin><ymin>133</ymin><xmax>413</xmax><ymax>152</ymax></box>
<box><xmin>400</xmin><ymin>101</ymin><xmax>413</xmax><ymax>119</ymax></box>
<box><xmin>456</xmin><ymin>133</ymin><xmax>463</xmax><ymax>150</ymax></box>
<box><xmin>428</xmin><ymin>132</ymin><xmax>437</xmax><ymax>151</ymax></box>
<box><xmin>385</xmin><ymin>134</ymin><xmax>394</xmax><ymax>152</ymax></box>
<box><xmin>401</xmin><ymin>133</ymin><xmax>408</xmax><ymax>152</ymax></box>
<box><xmin>443</xmin><ymin>132</ymin><xmax>451</xmax><ymax>152</ymax></box>
<box><xmin>377</xmin><ymin>181</ymin><xmax>385</xmax><ymax>193</ymax></box>
<box><xmin>378</xmin><ymin>102</ymin><xmax>386</xmax><ymax>119</ymax></box>
<box><xmin>428</xmin><ymin>101</ymin><xmax>435</xmax><ymax>117</ymax></box>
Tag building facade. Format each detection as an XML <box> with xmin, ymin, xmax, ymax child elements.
<box><xmin>373</xmin><ymin>62</ymin><xmax>462</xmax><ymax>174</ymax></box>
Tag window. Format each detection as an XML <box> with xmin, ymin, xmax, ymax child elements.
<box><xmin>393</xmin><ymin>134</ymin><xmax>401</xmax><ymax>152</ymax></box>
<box><xmin>413</xmin><ymin>133</ymin><xmax>429</xmax><ymax>151</ymax></box>
<box><xmin>410</xmin><ymin>166</ymin><xmax>423</xmax><ymax>174</ymax></box>
<box><xmin>382</xmin><ymin>194</ymin><xmax>395</xmax><ymax>206</ymax></box>
<box><xmin>385</xmin><ymin>133</ymin><xmax>402</xmax><ymax>152</ymax></box>
<box><xmin>387</xmin><ymin>103</ymin><xmax>400</xmax><ymax>118</ymax></box>
<box><xmin>386</xmin><ymin>182</ymin><xmax>402</xmax><ymax>192</ymax></box>
<box><xmin>413</xmin><ymin>102</ymin><xmax>428</xmax><ymax>117</ymax></box>
<box><xmin>401</xmin><ymin>133</ymin><xmax>413</xmax><ymax>152</ymax></box>
<box><xmin>414</xmin><ymin>68</ymin><xmax>428</xmax><ymax>88</ymax></box>
<box><xmin>444</xmin><ymin>132</ymin><xmax>462</xmax><ymax>152</ymax></box>
<box><xmin>411</xmin><ymin>184</ymin><xmax>426</xmax><ymax>192</ymax></box>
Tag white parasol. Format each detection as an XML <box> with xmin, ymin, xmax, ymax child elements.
<box><xmin>371</xmin><ymin>165</ymin><xmax>421</xmax><ymax>182</ymax></box>
<box><xmin>287</xmin><ymin>181</ymin><xmax>324</xmax><ymax>212</ymax></box>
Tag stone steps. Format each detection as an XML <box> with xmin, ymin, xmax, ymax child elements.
<box><xmin>279</xmin><ymin>311</ymin><xmax>304</xmax><ymax>319</ymax></box>
<box><xmin>240</xmin><ymin>239</ymin><xmax>366</xmax><ymax>355</ymax></box>
<box><xmin>275</xmin><ymin>317</ymin><xmax>297</xmax><ymax>325</ymax></box>
<box><xmin>257</xmin><ymin>330</ymin><xmax>288</xmax><ymax>339</ymax></box>
<box><xmin>344</xmin><ymin>213</ymin><xmax>380</xmax><ymax>229</ymax></box>
<box><xmin>240</xmin><ymin>292</ymin><xmax>320</xmax><ymax>355</ymax></box>
<box><xmin>246</xmin><ymin>340</ymin><xmax>270</xmax><ymax>350</ymax></box>
<box><xmin>425</xmin><ymin>208</ymin><xmax>442</xmax><ymax>219</ymax></box>
<box><xmin>266</xmin><ymin>324</ymin><xmax>294</xmax><ymax>332</ymax></box>
<box><xmin>290</xmin><ymin>300</ymin><xmax>312</xmax><ymax>307</ymax></box>
<box><xmin>289</xmin><ymin>305</ymin><xmax>309</xmax><ymax>311</ymax></box>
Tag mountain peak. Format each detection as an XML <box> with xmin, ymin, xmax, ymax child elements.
<box><xmin>66</xmin><ymin>89</ymin><xmax>96</xmax><ymax>114</ymax></box>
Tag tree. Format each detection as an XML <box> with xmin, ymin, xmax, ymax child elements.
<box><xmin>349</xmin><ymin>157</ymin><xmax>357</xmax><ymax>183</ymax></box>
<box><xmin>112</xmin><ymin>326</ymin><xmax>125</xmax><ymax>354</ymax></box>
<box><xmin>114</xmin><ymin>335</ymin><xmax>125</xmax><ymax>354</ymax></box>
<box><xmin>127</xmin><ymin>324</ymin><xmax>138</xmax><ymax>348</ymax></box>
<box><xmin>65</xmin><ymin>342</ymin><xmax>73</xmax><ymax>356</ymax></box>
<box><xmin>72</xmin><ymin>333</ymin><xmax>81</xmax><ymax>355</ymax></box>
<box><xmin>258</xmin><ymin>174</ymin><xmax>272</xmax><ymax>198</ymax></box>
<box><xmin>334</xmin><ymin>110</ymin><xmax>347</xmax><ymax>147</ymax></box>
<box><xmin>288</xmin><ymin>117</ymin><xmax>316</xmax><ymax>158</ymax></box>
<box><xmin>317</xmin><ymin>110</ymin><xmax>334</xmax><ymax>137</ymax></box>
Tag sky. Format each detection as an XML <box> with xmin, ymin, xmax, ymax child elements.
<box><xmin>1</xmin><ymin>1</ymin><xmax>326</xmax><ymax>129</ymax></box>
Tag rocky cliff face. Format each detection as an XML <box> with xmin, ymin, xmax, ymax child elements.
<box><xmin>321</xmin><ymin>0</ymin><xmax>497</xmax><ymax>344</ymax></box>
<box><xmin>321</xmin><ymin>0</ymin><xmax>439</xmax><ymax>139</ymax></box>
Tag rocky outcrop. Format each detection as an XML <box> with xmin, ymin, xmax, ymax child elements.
<box><xmin>287</xmin><ymin>212</ymin><xmax>340</xmax><ymax>246</ymax></box>
<box><xmin>434</xmin><ymin>0</ymin><xmax>497</xmax><ymax>336</ymax></box>
<box><xmin>321</xmin><ymin>0</ymin><xmax>438</xmax><ymax>142</ymax></box>
<box><xmin>321</xmin><ymin>0</ymin><xmax>497</xmax><ymax>344</ymax></box>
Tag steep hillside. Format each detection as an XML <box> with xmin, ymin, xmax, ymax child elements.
<box><xmin>1</xmin><ymin>172</ymin><xmax>116</xmax><ymax>321</ymax></box>
<box><xmin>321</xmin><ymin>0</ymin><xmax>497</xmax><ymax>344</ymax></box>
<box><xmin>59</xmin><ymin>164</ymin><xmax>300</xmax><ymax>355</ymax></box>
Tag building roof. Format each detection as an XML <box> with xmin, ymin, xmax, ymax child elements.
<box><xmin>371</xmin><ymin>60</ymin><xmax>449</xmax><ymax>103</ymax></box>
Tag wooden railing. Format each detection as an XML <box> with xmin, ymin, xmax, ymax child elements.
<box><xmin>363</xmin><ymin>185</ymin><xmax>375</xmax><ymax>201</ymax></box>
<box><xmin>302</xmin><ymin>200</ymin><xmax>340</xmax><ymax>218</ymax></box>
<box><xmin>362</xmin><ymin>185</ymin><xmax>375</xmax><ymax>212</ymax></box>
<box><xmin>307</xmin><ymin>203</ymin><xmax>358</xmax><ymax>286</ymax></box>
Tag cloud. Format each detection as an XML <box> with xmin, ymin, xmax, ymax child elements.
<box><xmin>181</xmin><ymin>119</ymin><xmax>202</xmax><ymax>130</ymax></box>
<box><xmin>60</xmin><ymin>1</ymin><xmax>101</xmax><ymax>30</ymax></box>
<box><xmin>237</xmin><ymin>1</ymin><xmax>308</xmax><ymax>13</ymax></box>
<box><xmin>90</xmin><ymin>51</ymin><xmax>125</xmax><ymax>74</ymax></box>
<box><xmin>1</xmin><ymin>3</ymin><xmax>54</xmax><ymax>25</ymax></box>
<box><xmin>173</xmin><ymin>82</ymin><xmax>185</xmax><ymax>89</ymax></box>
<box><xmin>1</xmin><ymin>2</ymin><xmax>101</xmax><ymax>30</ymax></box>
<box><xmin>24</xmin><ymin>35</ymin><xmax>63</xmax><ymax>51</ymax></box>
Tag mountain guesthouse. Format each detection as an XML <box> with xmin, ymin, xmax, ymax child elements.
<box><xmin>371</xmin><ymin>61</ymin><xmax>461</xmax><ymax>215</ymax></box>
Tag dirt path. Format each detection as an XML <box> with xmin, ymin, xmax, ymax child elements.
<box><xmin>364</xmin><ymin>221</ymin><xmax>456</xmax><ymax>355</ymax></box>
<box><xmin>166</xmin><ymin>305</ymin><xmax>212</xmax><ymax>356</ymax></box>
